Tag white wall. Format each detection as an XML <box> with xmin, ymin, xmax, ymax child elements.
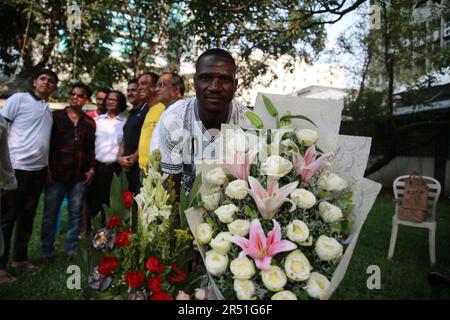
<box><xmin>368</xmin><ymin>156</ymin><xmax>450</xmax><ymax>194</ymax></box>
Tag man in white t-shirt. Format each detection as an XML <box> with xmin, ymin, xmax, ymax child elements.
<box><xmin>0</xmin><ymin>69</ymin><xmax>58</xmax><ymax>283</ymax></box>
<box><xmin>152</xmin><ymin>49</ymin><xmax>250</xmax><ymax>194</ymax></box>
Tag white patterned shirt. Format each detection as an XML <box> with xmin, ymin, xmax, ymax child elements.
<box><xmin>153</xmin><ymin>97</ymin><xmax>250</xmax><ymax>191</ymax></box>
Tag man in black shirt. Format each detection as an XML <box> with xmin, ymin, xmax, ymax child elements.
<box><xmin>118</xmin><ymin>75</ymin><xmax>158</xmax><ymax>194</ymax></box>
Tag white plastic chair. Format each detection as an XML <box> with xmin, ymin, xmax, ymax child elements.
<box><xmin>388</xmin><ymin>175</ymin><xmax>441</xmax><ymax>265</ymax></box>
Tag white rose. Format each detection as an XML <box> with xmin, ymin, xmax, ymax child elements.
<box><xmin>202</xmin><ymin>190</ymin><xmax>221</xmax><ymax>211</ymax></box>
<box><xmin>205</xmin><ymin>167</ymin><xmax>227</xmax><ymax>186</ymax></box>
<box><xmin>195</xmin><ymin>223</ymin><xmax>213</xmax><ymax>244</ymax></box>
<box><xmin>230</xmin><ymin>256</ymin><xmax>255</xmax><ymax>280</ymax></box>
<box><xmin>296</xmin><ymin>129</ymin><xmax>319</xmax><ymax>147</ymax></box>
<box><xmin>315</xmin><ymin>235</ymin><xmax>343</xmax><ymax>261</ymax></box>
<box><xmin>318</xmin><ymin>172</ymin><xmax>348</xmax><ymax>192</ymax></box>
<box><xmin>286</xmin><ymin>220</ymin><xmax>310</xmax><ymax>243</ymax></box>
<box><xmin>225</xmin><ymin>179</ymin><xmax>248</xmax><ymax>200</ymax></box>
<box><xmin>318</xmin><ymin>201</ymin><xmax>343</xmax><ymax>223</ymax></box>
<box><xmin>214</xmin><ymin>204</ymin><xmax>238</xmax><ymax>224</ymax></box>
<box><xmin>305</xmin><ymin>272</ymin><xmax>330</xmax><ymax>299</ymax></box>
<box><xmin>284</xmin><ymin>250</ymin><xmax>311</xmax><ymax>281</ymax></box>
<box><xmin>228</xmin><ymin>219</ymin><xmax>251</xmax><ymax>237</ymax></box>
<box><xmin>261</xmin><ymin>155</ymin><xmax>293</xmax><ymax>179</ymax></box>
<box><xmin>234</xmin><ymin>279</ymin><xmax>256</xmax><ymax>300</ymax></box>
<box><xmin>205</xmin><ymin>250</ymin><xmax>229</xmax><ymax>276</ymax></box>
<box><xmin>210</xmin><ymin>232</ymin><xmax>233</xmax><ymax>255</ymax></box>
<box><xmin>226</xmin><ymin>128</ymin><xmax>257</xmax><ymax>154</ymax></box>
<box><xmin>271</xmin><ymin>290</ymin><xmax>298</xmax><ymax>300</ymax></box>
<box><xmin>290</xmin><ymin>188</ymin><xmax>316</xmax><ymax>209</ymax></box>
<box><xmin>261</xmin><ymin>266</ymin><xmax>287</xmax><ymax>292</ymax></box>
<box><xmin>194</xmin><ymin>288</ymin><xmax>206</xmax><ymax>300</ymax></box>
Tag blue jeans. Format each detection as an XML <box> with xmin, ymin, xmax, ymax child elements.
<box><xmin>41</xmin><ymin>181</ymin><xmax>86</xmax><ymax>258</ymax></box>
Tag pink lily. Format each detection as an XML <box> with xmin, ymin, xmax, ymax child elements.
<box><xmin>231</xmin><ymin>219</ymin><xmax>297</xmax><ymax>271</ymax></box>
<box><xmin>248</xmin><ymin>176</ymin><xmax>298</xmax><ymax>220</ymax></box>
<box><xmin>224</xmin><ymin>150</ymin><xmax>257</xmax><ymax>180</ymax></box>
<box><xmin>292</xmin><ymin>145</ymin><xmax>333</xmax><ymax>183</ymax></box>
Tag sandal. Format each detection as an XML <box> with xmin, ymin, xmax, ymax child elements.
<box><xmin>0</xmin><ymin>270</ymin><xmax>16</xmax><ymax>285</ymax></box>
<box><xmin>11</xmin><ymin>260</ymin><xmax>38</xmax><ymax>271</ymax></box>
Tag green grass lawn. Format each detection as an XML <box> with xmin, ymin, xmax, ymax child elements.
<box><xmin>1</xmin><ymin>191</ymin><xmax>449</xmax><ymax>300</ymax></box>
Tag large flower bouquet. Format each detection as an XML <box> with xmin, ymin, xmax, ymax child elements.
<box><xmin>186</xmin><ymin>96</ymin><xmax>380</xmax><ymax>300</ymax></box>
<box><xmin>77</xmin><ymin>151</ymin><xmax>200</xmax><ymax>300</ymax></box>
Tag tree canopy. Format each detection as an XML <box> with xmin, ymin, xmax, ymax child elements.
<box><xmin>0</xmin><ymin>0</ymin><xmax>366</xmax><ymax>96</ymax></box>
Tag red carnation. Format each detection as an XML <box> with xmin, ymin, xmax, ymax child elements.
<box><xmin>122</xmin><ymin>191</ymin><xmax>133</xmax><ymax>208</ymax></box>
<box><xmin>107</xmin><ymin>215</ymin><xmax>122</xmax><ymax>229</ymax></box>
<box><xmin>98</xmin><ymin>255</ymin><xmax>118</xmax><ymax>276</ymax></box>
<box><xmin>150</xmin><ymin>292</ymin><xmax>173</xmax><ymax>300</ymax></box>
<box><xmin>114</xmin><ymin>230</ymin><xmax>133</xmax><ymax>247</ymax></box>
<box><xmin>146</xmin><ymin>257</ymin><xmax>164</xmax><ymax>274</ymax></box>
<box><xmin>167</xmin><ymin>264</ymin><xmax>186</xmax><ymax>283</ymax></box>
<box><xmin>147</xmin><ymin>275</ymin><xmax>164</xmax><ymax>293</ymax></box>
<box><xmin>124</xmin><ymin>271</ymin><xmax>145</xmax><ymax>289</ymax></box>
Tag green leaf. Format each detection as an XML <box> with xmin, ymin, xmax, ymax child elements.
<box><xmin>280</xmin><ymin>111</ymin><xmax>292</xmax><ymax>127</ymax></box>
<box><xmin>343</xmin><ymin>220</ymin><xmax>355</xmax><ymax>235</ymax></box>
<box><xmin>109</xmin><ymin>172</ymin><xmax>127</xmax><ymax>216</ymax></box>
<box><xmin>279</xmin><ymin>115</ymin><xmax>317</xmax><ymax>127</ymax></box>
<box><xmin>245</xmin><ymin>111</ymin><xmax>264</xmax><ymax>129</ymax></box>
<box><xmin>93</xmin><ymin>212</ymin><xmax>104</xmax><ymax>231</ymax></box>
<box><xmin>262</xmin><ymin>95</ymin><xmax>279</xmax><ymax>117</ymax></box>
<box><xmin>188</xmin><ymin>174</ymin><xmax>202</xmax><ymax>208</ymax></box>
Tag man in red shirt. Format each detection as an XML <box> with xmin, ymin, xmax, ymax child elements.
<box><xmin>41</xmin><ymin>83</ymin><xmax>96</xmax><ymax>262</ymax></box>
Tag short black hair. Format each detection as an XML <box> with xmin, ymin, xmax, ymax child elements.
<box><xmin>106</xmin><ymin>90</ymin><xmax>128</xmax><ymax>112</ymax></box>
<box><xmin>97</xmin><ymin>87</ymin><xmax>111</xmax><ymax>95</ymax></box>
<box><xmin>161</xmin><ymin>72</ymin><xmax>185</xmax><ymax>96</ymax></box>
<box><xmin>138</xmin><ymin>72</ymin><xmax>159</xmax><ymax>86</ymax></box>
<box><xmin>71</xmin><ymin>82</ymin><xmax>92</xmax><ymax>99</ymax></box>
<box><xmin>127</xmin><ymin>78</ymin><xmax>138</xmax><ymax>85</ymax></box>
<box><xmin>195</xmin><ymin>48</ymin><xmax>236</xmax><ymax>72</ymax></box>
<box><xmin>34</xmin><ymin>69</ymin><xmax>59</xmax><ymax>84</ymax></box>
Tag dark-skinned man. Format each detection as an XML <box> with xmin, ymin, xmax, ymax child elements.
<box><xmin>155</xmin><ymin>48</ymin><xmax>250</xmax><ymax>195</ymax></box>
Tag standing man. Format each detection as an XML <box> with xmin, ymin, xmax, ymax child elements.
<box><xmin>126</xmin><ymin>79</ymin><xmax>140</xmax><ymax>109</ymax></box>
<box><xmin>0</xmin><ymin>69</ymin><xmax>58</xmax><ymax>280</ymax></box>
<box><xmin>118</xmin><ymin>72</ymin><xmax>156</xmax><ymax>194</ymax></box>
<box><xmin>156</xmin><ymin>49</ymin><xmax>250</xmax><ymax>194</ymax></box>
<box><xmin>41</xmin><ymin>83</ymin><xmax>96</xmax><ymax>262</ymax></box>
<box><xmin>137</xmin><ymin>72</ymin><xmax>166</xmax><ymax>176</ymax></box>
<box><xmin>86</xmin><ymin>87</ymin><xmax>110</xmax><ymax>119</ymax></box>
<box><xmin>0</xmin><ymin>114</ymin><xmax>18</xmax><ymax>285</ymax></box>
<box><xmin>149</xmin><ymin>72</ymin><xmax>185</xmax><ymax>153</ymax></box>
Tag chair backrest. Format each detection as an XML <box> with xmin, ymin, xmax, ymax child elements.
<box><xmin>393</xmin><ymin>175</ymin><xmax>441</xmax><ymax>221</ymax></box>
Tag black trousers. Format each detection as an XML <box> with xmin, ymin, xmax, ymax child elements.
<box><xmin>125</xmin><ymin>164</ymin><xmax>141</xmax><ymax>195</ymax></box>
<box><xmin>0</xmin><ymin>168</ymin><xmax>46</xmax><ymax>268</ymax></box>
<box><xmin>86</xmin><ymin>162</ymin><xmax>121</xmax><ymax>226</ymax></box>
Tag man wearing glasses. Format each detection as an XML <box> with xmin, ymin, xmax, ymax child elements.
<box><xmin>41</xmin><ymin>83</ymin><xmax>96</xmax><ymax>263</ymax></box>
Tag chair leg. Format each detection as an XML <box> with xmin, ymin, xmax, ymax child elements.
<box><xmin>388</xmin><ymin>221</ymin><xmax>398</xmax><ymax>259</ymax></box>
<box><xmin>429</xmin><ymin>227</ymin><xmax>436</xmax><ymax>265</ymax></box>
